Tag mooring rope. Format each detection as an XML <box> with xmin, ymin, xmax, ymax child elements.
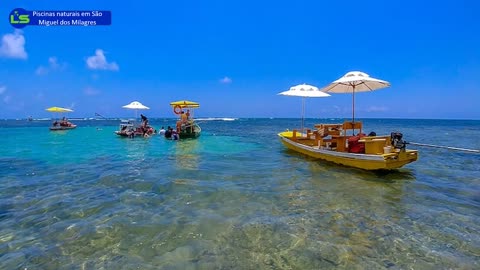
<box><xmin>408</xmin><ymin>142</ymin><xmax>480</xmax><ymax>153</ymax></box>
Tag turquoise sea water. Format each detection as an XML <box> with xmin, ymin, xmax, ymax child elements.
<box><xmin>1</xmin><ymin>118</ymin><xmax>479</xmax><ymax>269</ymax></box>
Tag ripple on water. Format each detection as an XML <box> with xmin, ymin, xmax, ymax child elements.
<box><xmin>1</xmin><ymin>122</ymin><xmax>480</xmax><ymax>269</ymax></box>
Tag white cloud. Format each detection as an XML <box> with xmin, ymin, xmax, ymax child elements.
<box><xmin>35</xmin><ymin>57</ymin><xmax>66</xmax><ymax>75</ymax></box>
<box><xmin>84</xmin><ymin>87</ymin><xmax>100</xmax><ymax>96</ymax></box>
<box><xmin>319</xmin><ymin>105</ymin><xmax>349</xmax><ymax>115</ymax></box>
<box><xmin>366</xmin><ymin>106</ymin><xmax>388</xmax><ymax>112</ymax></box>
<box><xmin>0</xmin><ymin>86</ymin><xmax>6</xmax><ymax>95</ymax></box>
<box><xmin>86</xmin><ymin>49</ymin><xmax>119</xmax><ymax>71</ymax></box>
<box><xmin>35</xmin><ymin>66</ymin><xmax>48</xmax><ymax>75</ymax></box>
<box><xmin>219</xmin><ymin>76</ymin><xmax>232</xmax><ymax>84</ymax></box>
<box><xmin>48</xmin><ymin>56</ymin><xmax>60</xmax><ymax>68</ymax></box>
<box><xmin>0</xmin><ymin>30</ymin><xmax>27</xmax><ymax>59</ymax></box>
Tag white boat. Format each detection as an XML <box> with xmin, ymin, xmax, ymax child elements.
<box><xmin>114</xmin><ymin>120</ymin><xmax>140</xmax><ymax>137</ymax></box>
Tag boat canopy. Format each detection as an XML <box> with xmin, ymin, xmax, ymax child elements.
<box><xmin>45</xmin><ymin>106</ymin><xmax>73</xmax><ymax>113</ymax></box>
<box><xmin>170</xmin><ymin>100</ymin><xmax>200</xmax><ymax>108</ymax></box>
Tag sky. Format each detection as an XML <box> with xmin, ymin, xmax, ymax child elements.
<box><xmin>0</xmin><ymin>0</ymin><xmax>479</xmax><ymax>119</ymax></box>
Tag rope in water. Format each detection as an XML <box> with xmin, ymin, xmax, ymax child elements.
<box><xmin>408</xmin><ymin>142</ymin><xmax>480</xmax><ymax>153</ymax></box>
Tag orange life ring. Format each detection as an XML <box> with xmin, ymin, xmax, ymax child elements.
<box><xmin>173</xmin><ymin>105</ymin><xmax>182</xmax><ymax>114</ymax></box>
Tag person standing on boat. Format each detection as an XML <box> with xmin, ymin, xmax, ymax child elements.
<box><xmin>186</xmin><ymin>109</ymin><xmax>191</xmax><ymax>120</ymax></box>
<box><xmin>180</xmin><ymin>111</ymin><xmax>188</xmax><ymax>123</ymax></box>
<box><xmin>175</xmin><ymin>112</ymin><xmax>185</xmax><ymax>133</ymax></box>
<box><xmin>140</xmin><ymin>114</ymin><xmax>149</xmax><ymax>127</ymax></box>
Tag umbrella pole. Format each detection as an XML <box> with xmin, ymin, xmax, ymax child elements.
<box><xmin>301</xmin><ymin>97</ymin><xmax>305</xmax><ymax>134</ymax></box>
<box><xmin>352</xmin><ymin>85</ymin><xmax>355</xmax><ymax>124</ymax></box>
<box><xmin>352</xmin><ymin>85</ymin><xmax>356</xmax><ymax>135</ymax></box>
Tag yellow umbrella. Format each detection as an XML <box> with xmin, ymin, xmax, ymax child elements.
<box><xmin>45</xmin><ymin>106</ymin><xmax>74</xmax><ymax>113</ymax></box>
<box><xmin>170</xmin><ymin>100</ymin><xmax>200</xmax><ymax>108</ymax></box>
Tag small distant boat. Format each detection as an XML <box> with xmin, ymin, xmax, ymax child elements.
<box><xmin>50</xmin><ymin>124</ymin><xmax>77</xmax><ymax>131</ymax></box>
<box><xmin>170</xmin><ymin>100</ymin><xmax>201</xmax><ymax>139</ymax></box>
<box><xmin>49</xmin><ymin>119</ymin><xmax>77</xmax><ymax>131</ymax></box>
<box><xmin>116</xmin><ymin>101</ymin><xmax>154</xmax><ymax>138</ymax></box>
<box><xmin>45</xmin><ymin>106</ymin><xmax>76</xmax><ymax>131</ymax></box>
<box><xmin>114</xmin><ymin>120</ymin><xmax>144</xmax><ymax>138</ymax></box>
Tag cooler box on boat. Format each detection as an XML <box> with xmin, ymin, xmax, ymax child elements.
<box><xmin>360</xmin><ymin>137</ymin><xmax>389</xmax><ymax>154</ymax></box>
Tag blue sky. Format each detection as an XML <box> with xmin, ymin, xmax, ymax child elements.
<box><xmin>0</xmin><ymin>0</ymin><xmax>479</xmax><ymax>119</ymax></box>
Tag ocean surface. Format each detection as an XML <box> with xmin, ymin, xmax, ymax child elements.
<box><xmin>1</xmin><ymin>118</ymin><xmax>479</xmax><ymax>269</ymax></box>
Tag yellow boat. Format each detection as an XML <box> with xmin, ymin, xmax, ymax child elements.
<box><xmin>278</xmin><ymin>71</ymin><xmax>419</xmax><ymax>170</ymax></box>
<box><xmin>278</xmin><ymin>121</ymin><xmax>418</xmax><ymax>170</ymax></box>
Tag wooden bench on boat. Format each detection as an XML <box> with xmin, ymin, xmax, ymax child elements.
<box><xmin>290</xmin><ymin>129</ymin><xmax>317</xmax><ymax>146</ymax></box>
<box><xmin>311</xmin><ymin>124</ymin><xmax>341</xmax><ymax>148</ymax></box>
<box><xmin>313</xmin><ymin>122</ymin><xmax>363</xmax><ymax>151</ymax></box>
<box><xmin>290</xmin><ymin>121</ymin><xmax>395</xmax><ymax>155</ymax></box>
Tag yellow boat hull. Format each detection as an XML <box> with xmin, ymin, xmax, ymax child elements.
<box><xmin>278</xmin><ymin>131</ymin><xmax>418</xmax><ymax>170</ymax></box>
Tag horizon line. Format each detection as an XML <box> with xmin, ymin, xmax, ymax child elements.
<box><xmin>2</xmin><ymin>117</ymin><xmax>480</xmax><ymax>121</ymax></box>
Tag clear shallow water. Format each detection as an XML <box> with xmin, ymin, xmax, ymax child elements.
<box><xmin>1</xmin><ymin>118</ymin><xmax>479</xmax><ymax>269</ymax></box>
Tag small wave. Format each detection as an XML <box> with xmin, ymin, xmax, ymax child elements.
<box><xmin>196</xmin><ymin>117</ymin><xmax>237</xmax><ymax>121</ymax></box>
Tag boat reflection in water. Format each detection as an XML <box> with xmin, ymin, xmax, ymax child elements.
<box><xmin>175</xmin><ymin>139</ymin><xmax>200</xmax><ymax>171</ymax></box>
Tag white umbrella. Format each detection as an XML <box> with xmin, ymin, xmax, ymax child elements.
<box><xmin>122</xmin><ymin>101</ymin><xmax>150</xmax><ymax>110</ymax></box>
<box><xmin>278</xmin><ymin>84</ymin><xmax>330</xmax><ymax>133</ymax></box>
<box><xmin>122</xmin><ymin>101</ymin><xmax>150</xmax><ymax>119</ymax></box>
<box><xmin>319</xmin><ymin>71</ymin><xmax>390</xmax><ymax>123</ymax></box>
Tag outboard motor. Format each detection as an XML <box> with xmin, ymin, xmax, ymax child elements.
<box><xmin>391</xmin><ymin>132</ymin><xmax>406</xmax><ymax>150</ymax></box>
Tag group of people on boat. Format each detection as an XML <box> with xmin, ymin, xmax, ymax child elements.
<box><xmin>118</xmin><ymin>124</ymin><xmax>135</xmax><ymax>138</ymax></box>
<box><xmin>52</xmin><ymin>117</ymin><xmax>74</xmax><ymax>127</ymax></box>
<box><xmin>116</xmin><ymin>114</ymin><xmax>156</xmax><ymax>138</ymax></box>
